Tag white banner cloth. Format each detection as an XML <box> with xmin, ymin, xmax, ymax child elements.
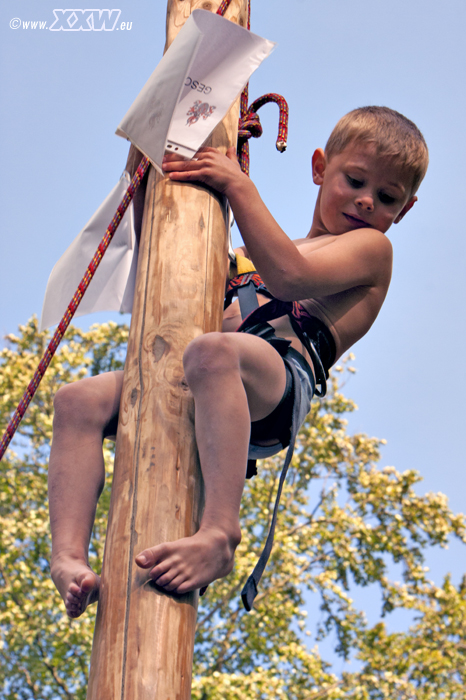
<box><xmin>41</xmin><ymin>12</ymin><xmax>273</xmax><ymax>328</ymax></box>
<box><xmin>116</xmin><ymin>9</ymin><xmax>275</xmax><ymax>170</ymax></box>
<box><xmin>40</xmin><ymin>172</ymin><xmax>137</xmax><ymax>330</ymax></box>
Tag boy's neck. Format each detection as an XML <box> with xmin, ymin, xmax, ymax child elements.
<box><xmin>307</xmin><ymin>190</ymin><xmax>331</xmax><ymax>239</ymax></box>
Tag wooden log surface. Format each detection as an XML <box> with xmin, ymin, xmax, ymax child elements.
<box><xmin>87</xmin><ymin>1</ymin><xmax>248</xmax><ymax>698</ymax></box>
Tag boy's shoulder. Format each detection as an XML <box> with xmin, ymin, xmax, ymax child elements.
<box><xmin>322</xmin><ymin>227</ymin><xmax>393</xmax><ymax>279</ymax></box>
<box><xmin>328</xmin><ymin>227</ymin><xmax>393</xmax><ymax>254</ymax></box>
<box><xmin>235</xmin><ymin>228</ymin><xmax>392</xmax><ymax>280</ymax></box>
<box><xmin>307</xmin><ymin>227</ymin><xmax>392</xmax><ymax>257</ymax></box>
<box><xmin>342</xmin><ymin>228</ymin><xmax>393</xmax><ymax>269</ymax></box>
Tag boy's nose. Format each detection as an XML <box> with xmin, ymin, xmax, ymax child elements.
<box><xmin>356</xmin><ymin>195</ymin><xmax>374</xmax><ymax>212</ymax></box>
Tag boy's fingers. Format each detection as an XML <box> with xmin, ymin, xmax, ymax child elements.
<box><xmin>162</xmin><ymin>152</ymin><xmax>188</xmax><ymax>164</ymax></box>
<box><xmin>163</xmin><ymin>158</ymin><xmax>204</xmax><ymax>172</ymax></box>
<box><xmin>195</xmin><ymin>146</ymin><xmax>218</xmax><ymax>156</ymax></box>
<box><xmin>226</xmin><ymin>146</ymin><xmax>238</xmax><ymax>161</ymax></box>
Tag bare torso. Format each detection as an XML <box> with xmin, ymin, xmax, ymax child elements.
<box><xmin>222</xmin><ymin>235</ymin><xmax>391</xmax><ymax>368</ymax></box>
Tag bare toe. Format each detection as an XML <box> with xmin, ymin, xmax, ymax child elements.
<box><xmin>51</xmin><ymin>557</ymin><xmax>100</xmax><ymax>619</ymax></box>
<box><xmin>135</xmin><ymin>526</ymin><xmax>239</xmax><ymax>595</ymax></box>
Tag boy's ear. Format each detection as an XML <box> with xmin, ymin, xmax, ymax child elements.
<box><xmin>312</xmin><ymin>148</ymin><xmax>326</xmax><ymax>185</ymax></box>
<box><xmin>394</xmin><ymin>196</ymin><xmax>417</xmax><ymax>224</ymax></box>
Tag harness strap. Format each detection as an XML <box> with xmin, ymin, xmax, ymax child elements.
<box><xmin>241</xmin><ymin>352</ymin><xmax>303</xmax><ymax>611</ymax></box>
<box><xmin>233</xmin><ymin>276</ymin><xmax>329</xmax><ymax>397</ymax></box>
<box><xmin>230</xmin><ymin>257</ymin><xmax>329</xmax><ymax>608</ymax></box>
<box><xmin>237</xmin><ymin>279</ymin><xmax>260</xmax><ymax>319</ymax></box>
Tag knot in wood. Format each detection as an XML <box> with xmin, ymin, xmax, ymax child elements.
<box><xmin>153</xmin><ymin>335</ymin><xmax>168</xmax><ymax>362</ymax></box>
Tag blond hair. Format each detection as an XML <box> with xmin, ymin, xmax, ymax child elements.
<box><xmin>325</xmin><ymin>106</ymin><xmax>429</xmax><ymax>196</ymax></box>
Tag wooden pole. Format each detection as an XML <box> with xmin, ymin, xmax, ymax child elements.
<box><xmin>86</xmin><ymin>1</ymin><xmax>248</xmax><ymax>698</ymax></box>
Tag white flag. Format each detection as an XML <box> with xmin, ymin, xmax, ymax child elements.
<box><xmin>116</xmin><ymin>9</ymin><xmax>275</xmax><ymax>170</ymax></box>
<box><xmin>40</xmin><ymin>172</ymin><xmax>137</xmax><ymax>330</ymax></box>
<box><xmin>41</xmin><ymin>12</ymin><xmax>274</xmax><ymax>328</ymax></box>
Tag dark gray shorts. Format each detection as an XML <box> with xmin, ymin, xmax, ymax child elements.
<box><xmin>247</xmin><ymin>347</ymin><xmax>315</xmax><ymax>461</ymax></box>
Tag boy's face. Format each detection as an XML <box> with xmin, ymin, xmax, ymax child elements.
<box><xmin>312</xmin><ymin>141</ymin><xmax>416</xmax><ymax>236</ymax></box>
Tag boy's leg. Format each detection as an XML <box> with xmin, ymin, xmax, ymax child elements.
<box><xmin>135</xmin><ymin>331</ymin><xmax>287</xmax><ymax>595</ymax></box>
<box><xmin>49</xmin><ymin>370</ymin><xmax>123</xmax><ymax>618</ymax></box>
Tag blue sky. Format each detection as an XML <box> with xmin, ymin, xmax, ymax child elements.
<box><xmin>1</xmin><ymin>0</ymin><xmax>465</xmax><ymax>663</ymax></box>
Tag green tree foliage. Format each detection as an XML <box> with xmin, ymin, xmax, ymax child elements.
<box><xmin>1</xmin><ymin>318</ymin><xmax>465</xmax><ymax>698</ymax></box>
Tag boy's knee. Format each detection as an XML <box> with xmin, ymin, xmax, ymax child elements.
<box><xmin>53</xmin><ymin>381</ymin><xmax>107</xmax><ymax>432</ymax></box>
<box><xmin>183</xmin><ymin>333</ymin><xmax>239</xmax><ymax>385</ymax></box>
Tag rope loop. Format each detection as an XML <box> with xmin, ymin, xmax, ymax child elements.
<box><xmin>238</xmin><ymin>94</ymin><xmax>289</xmax><ymax>153</ymax></box>
<box><xmin>217</xmin><ymin>1</ymin><xmax>288</xmax><ymax>174</ymax></box>
<box><xmin>247</xmin><ymin>94</ymin><xmax>289</xmax><ymax>153</ymax></box>
<box><xmin>238</xmin><ymin>112</ymin><xmax>263</xmax><ymax>141</ymax></box>
<box><xmin>236</xmin><ymin>93</ymin><xmax>289</xmax><ymax>175</ymax></box>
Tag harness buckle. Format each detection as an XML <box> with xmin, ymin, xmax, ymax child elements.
<box><xmin>302</xmin><ymin>332</ymin><xmax>327</xmax><ymax>397</ymax></box>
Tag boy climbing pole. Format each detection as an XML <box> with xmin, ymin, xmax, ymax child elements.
<box><xmin>48</xmin><ymin>106</ymin><xmax>428</xmax><ymax>617</ymax></box>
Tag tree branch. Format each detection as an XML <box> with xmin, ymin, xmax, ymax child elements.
<box><xmin>34</xmin><ymin>636</ymin><xmax>74</xmax><ymax>700</ymax></box>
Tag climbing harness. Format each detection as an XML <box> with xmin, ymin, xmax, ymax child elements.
<box><xmin>226</xmin><ymin>258</ymin><xmax>335</xmax><ymax>397</ymax></box>
<box><xmin>242</xmin><ymin>337</ymin><xmax>306</xmax><ymax>610</ymax></box>
<box><xmin>227</xmin><ymin>255</ymin><xmax>333</xmax><ymax>610</ymax></box>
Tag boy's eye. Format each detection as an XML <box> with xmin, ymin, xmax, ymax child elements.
<box><xmin>347</xmin><ymin>176</ymin><xmax>363</xmax><ymax>188</ymax></box>
<box><xmin>379</xmin><ymin>192</ymin><xmax>396</xmax><ymax>205</ymax></box>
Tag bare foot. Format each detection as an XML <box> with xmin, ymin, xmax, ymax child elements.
<box><xmin>135</xmin><ymin>526</ymin><xmax>240</xmax><ymax>595</ymax></box>
<box><xmin>51</xmin><ymin>556</ymin><xmax>100</xmax><ymax>619</ymax></box>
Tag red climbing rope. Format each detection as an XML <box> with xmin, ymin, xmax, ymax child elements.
<box><xmin>242</xmin><ymin>94</ymin><xmax>289</xmax><ymax>152</ymax></box>
<box><xmin>217</xmin><ymin>0</ymin><xmax>289</xmax><ymax>176</ymax></box>
<box><xmin>0</xmin><ymin>157</ymin><xmax>150</xmax><ymax>461</ymax></box>
<box><xmin>0</xmin><ymin>1</ymin><xmax>289</xmax><ymax>460</ymax></box>
<box><xmin>238</xmin><ymin>94</ymin><xmax>289</xmax><ymax>176</ymax></box>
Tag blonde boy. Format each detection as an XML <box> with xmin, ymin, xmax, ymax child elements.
<box><xmin>48</xmin><ymin>106</ymin><xmax>428</xmax><ymax>617</ymax></box>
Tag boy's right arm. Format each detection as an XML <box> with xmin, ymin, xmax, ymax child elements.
<box><xmin>163</xmin><ymin>148</ymin><xmax>393</xmax><ymax>301</ymax></box>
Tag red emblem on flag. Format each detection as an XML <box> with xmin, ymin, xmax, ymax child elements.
<box><xmin>186</xmin><ymin>100</ymin><xmax>216</xmax><ymax>126</ymax></box>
